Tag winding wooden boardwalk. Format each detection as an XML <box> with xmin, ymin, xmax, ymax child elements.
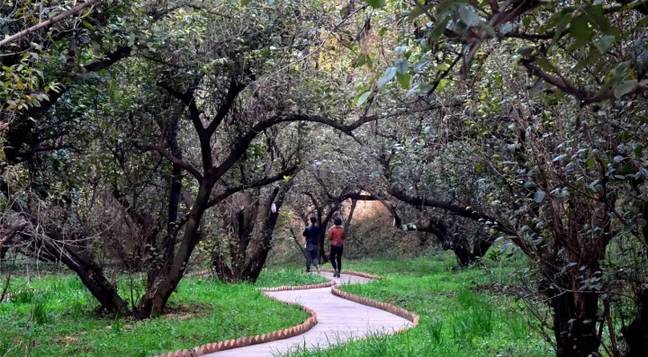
<box><xmin>204</xmin><ymin>272</ymin><xmax>412</xmax><ymax>356</ymax></box>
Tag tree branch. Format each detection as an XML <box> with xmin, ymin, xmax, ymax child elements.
<box><xmin>205</xmin><ymin>77</ymin><xmax>245</xmax><ymax>136</ymax></box>
<box><xmin>388</xmin><ymin>186</ymin><xmax>516</xmax><ymax>235</ymax></box>
<box><xmin>521</xmin><ymin>58</ymin><xmax>647</xmax><ymax>105</ymax></box>
<box><xmin>206</xmin><ymin>166</ymin><xmax>300</xmax><ymax>208</ymax></box>
<box><xmin>141</xmin><ymin>144</ymin><xmax>203</xmax><ymax>181</ymax></box>
<box><xmin>0</xmin><ymin>0</ymin><xmax>104</xmax><ymax>47</ymax></box>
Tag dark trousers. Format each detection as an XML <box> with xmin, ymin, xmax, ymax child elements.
<box><xmin>305</xmin><ymin>245</ymin><xmax>319</xmax><ymax>271</ymax></box>
<box><xmin>330</xmin><ymin>245</ymin><xmax>343</xmax><ymax>272</ymax></box>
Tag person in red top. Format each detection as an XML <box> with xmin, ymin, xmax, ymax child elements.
<box><xmin>328</xmin><ymin>217</ymin><xmax>345</xmax><ymax>277</ymax></box>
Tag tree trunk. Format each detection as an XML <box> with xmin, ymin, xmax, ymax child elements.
<box><xmin>32</xmin><ymin>236</ymin><xmax>130</xmax><ymax>316</ymax></box>
<box><xmin>136</xmin><ymin>179</ymin><xmax>214</xmax><ymax>318</ymax></box>
<box><xmin>212</xmin><ymin>183</ymin><xmax>291</xmax><ymax>283</ymax></box>
<box><xmin>410</xmin><ymin>217</ymin><xmax>493</xmax><ymax>266</ymax></box>
<box><xmin>212</xmin><ymin>248</ymin><xmax>234</xmax><ymax>282</ymax></box>
<box><xmin>622</xmin><ymin>202</ymin><xmax>648</xmax><ymax>356</ymax></box>
<box><xmin>63</xmin><ymin>250</ymin><xmax>130</xmax><ymax>316</ymax></box>
<box><xmin>344</xmin><ymin>198</ymin><xmax>357</xmax><ymax>236</ymax></box>
<box><xmin>452</xmin><ymin>244</ymin><xmax>479</xmax><ymax>267</ymax></box>
<box><xmin>451</xmin><ymin>230</ymin><xmax>496</xmax><ymax>266</ymax></box>
<box><xmin>318</xmin><ymin>203</ymin><xmax>341</xmax><ymax>262</ymax></box>
<box><xmin>243</xmin><ymin>186</ymin><xmax>288</xmax><ymax>281</ymax></box>
<box><xmin>541</xmin><ymin>273</ymin><xmax>602</xmax><ymax>357</ymax></box>
<box><xmin>623</xmin><ymin>286</ymin><xmax>648</xmax><ymax>357</ymax></box>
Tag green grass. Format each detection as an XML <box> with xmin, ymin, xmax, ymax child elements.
<box><xmin>0</xmin><ymin>254</ymin><xmax>551</xmax><ymax>357</ymax></box>
<box><xmin>255</xmin><ymin>266</ymin><xmax>327</xmax><ymax>287</ymax></box>
<box><xmin>0</xmin><ymin>266</ymin><xmax>324</xmax><ymax>357</ymax></box>
<box><xmin>291</xmin><ymin>252</ymin><xmax>552</xmax><ymax>357</ymax></box>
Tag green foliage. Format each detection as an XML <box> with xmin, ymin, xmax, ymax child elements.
<box><xmin>255</xmin><ymin>266</ymin><xmax>327</xmax><ymax>287</ymax></box>
<box><xmin>365</xmin><ymin>0</ymin><xmax>386</xmax><ymax>9</ymax></box>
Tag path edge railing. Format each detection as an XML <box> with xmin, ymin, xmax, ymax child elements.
<box><xmin>320</xmin><ymin>269</ymin><xmax>382</xmax><ymax>280</ymax></box>
<box><xmin>325</xmin><ymin>269</ymin><xmax>420</xmax><ymax>328</ymax></box>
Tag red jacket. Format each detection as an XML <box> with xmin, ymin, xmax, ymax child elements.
<box><xmin>328</xmin><ymin>226</ymin><xmax>345</xmax><ymax>247</ymax></box>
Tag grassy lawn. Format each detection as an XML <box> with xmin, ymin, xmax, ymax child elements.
<box><xmin>293</xmin><ymin>252</ymin><xmax>553</xmax><ymax>357</ymax></box>
<box><xmin>0</xmin><ymin>266</ymin><xmax>325</xmax><ymax>357</ymax></box>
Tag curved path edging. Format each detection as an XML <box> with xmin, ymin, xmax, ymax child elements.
<box><xmin>157</xmin><ymin>270</ymin><xmax>419</xmax><ymax>357</ymax></box>
<box><xmin>157</xmin><ymin>297</ymin><xmax>318</xmax><ymax>357</ymax></box>
<box><xmin>320</xmin><ymin>269</ymin><xmax>383</xmax><ymax>281</ymax></box>
<box><xmin>331</xmin><ymin>286</ymin><xmax>420</xmax><ymax>326</ymax></box>
<box><xmin>260</xmin><ymin>280</ymin><xmax>334</xmax><ymax>292</ymax></box>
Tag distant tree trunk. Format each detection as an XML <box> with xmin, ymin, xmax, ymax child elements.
<box><xmin>211</xmin><ymin>189</ymin><xmax>260</xmax><ymax>282</ymax></box>
<box><xmin>242</xmin><ymin>186</ymin><xmax>289</xmax><ymax>281</ymax></box>
<box><xmin>452</xmin><ymin>230</ymin><xmax>495</xmax><ymax>266</ymax></box>
<box><xmin>344</xmin><ymin>198</ymin><xmax>357</xmax><ymax>236</ymax></box>
<box><xmin>0</xmin><ymin>274</ymin><xmax>10</xmax><ymax>303</ymax></box>
<box><xmin>318</xmin><ymin>202</ymin><xmax>342</xmax><ymax>262</ymax></box>
<box><xmin>451</xmin><ymin>243</ymin><xmax>479</xmax><ymax>267</ymax></box>
<box><xmin>397</xmin><ymin>216</ymin><xmax>494</xmax><ymax>266</ymax></box>
<box><xmin>212</xmin><ymin>182</ymin><xmax>292</xmax><ymax>283</ymax></box>
<box><xmin>0</xmin><ymin>223</ymin><xmax>25</xmax><ymax>260</ymax></box>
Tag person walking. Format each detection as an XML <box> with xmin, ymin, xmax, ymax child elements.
<box><xmin>303</xmin><ymin>217</ymin><xmax>321</xmax><ymax>273</ymax></box>
<box><xmin>328</xmin><ymin>217</ymin><xmax>345</xmax><ymax>277</ymax></box>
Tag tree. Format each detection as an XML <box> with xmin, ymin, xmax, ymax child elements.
<box><xmin>2</xmin><ymin>0</ymin><xmax>389</xmax><ymax>318</ymax></box>
<box><xmin>364</xmin><ymin>1</ymin><xmax>648</xmax><ymax>355</ymax></box>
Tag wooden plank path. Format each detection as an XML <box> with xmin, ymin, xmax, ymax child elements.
<box><xmin>204</xmin><ymin>272</ymin><xmax>412</xmax><ymax>357</ymax></box>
